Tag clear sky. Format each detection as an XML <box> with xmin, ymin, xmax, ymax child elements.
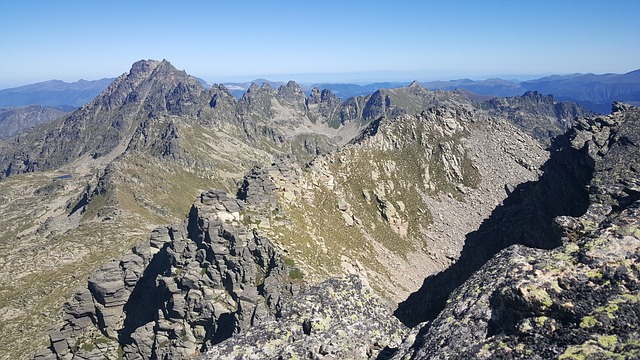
<box><xmin>1</xmin><ymin>0</ymin><xmax>639</xmax><ymax>88</ymax></box>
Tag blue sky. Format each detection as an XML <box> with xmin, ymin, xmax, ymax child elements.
<box><xmin>1</xmin><ymin>0</ymin><xmax>639</xmax><ymax>88</ymax></box>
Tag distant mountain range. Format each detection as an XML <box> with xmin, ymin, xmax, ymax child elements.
<box><xmin>0</xmin><ymin>78</ymin><xmax>115</xmax><ymax>110</ymax></box>
<box><xmin>0</xmin><ymin>105</ymin><xmax>66</xmax><ymax>140</ymax></box>
<box><xmin>221</xmin><ymin>71</ymin><xmax>640</xmax><ymax>114</ymax></box>
<box><xmin>1</xmin><ymin>70</ymin><xmax>638</xmax><ymax>114</ymax></box>
<box><xmin>1</xmin><ymin>59</ymin><xmax>639</xmax><ymax>360</ymax></box>
<box><xmin>421</xmin><ymin>70</ymin><xmax>640</xmax><ymax>113</ymax></box>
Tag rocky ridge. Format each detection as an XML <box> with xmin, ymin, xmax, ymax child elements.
<box><xmin>32</xmin><ymin>102</ymin><xmax>551</xmax><ymax>359</ymax></box>
<box><xmin>391</xmin><ymin>103</ymin><xmax>640</xmax><ymax>359</ymax></box>
<box><xmin>264</xmin><ymin>103</ymin><xmax>547</xmax><ymax>302</ymax></box>
<box><xmin>0</xmin><ymin>59</ymin><xmax>599</xmax><ymax>359</ymax></box>
<box><xmin>204</xmin><ymin>275</ymin><xmax>407</xmax><ymax>360</ymax></box>
<box><xmin>35</xmin><ymin>169</ymin><xmax>305</xmax><ymax>359</ymax></box>
<box><xmin>481</xmin><ymin>90</ymin><xmax>595</xmax><ymax>145</ymax></box>
<box><xmin>195</xmin><ymin>104</ymin><xmax>640</xmax><ymax>360</ymax></box>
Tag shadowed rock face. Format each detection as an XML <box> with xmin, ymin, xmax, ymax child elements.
<box><xmin>394</xmin><ymin>112</ymin><xmax>595</xmax><ymax>327</ymax></box>
<box><xmin>391</xmin><ymin>103</ymin><xmax>640</xmax><ymax>359</ymax></box>
<box><xmin>35</xmin><ymin>169</ymin><xmax>305</xmax><ymax>360</ymax></box>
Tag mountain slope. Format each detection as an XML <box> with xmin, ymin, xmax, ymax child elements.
<box><xmin>391</xmin><ymin>103</ymin><xmax>640</xmax><ymax>359</ymax></box>
<box><xmin>32</xmin><ymin>90</ymin><xmax>551</xmax><ymax>359</ymax></box>
<box><xmin>0</xmin><ymin>60</ymin><xmax>276</xmax><ymax>359</ymax></box>
<box><xmin>0</xmin><ymin>59</ymin><xmax>209</xmax><ymax>177</ymax></box>
<box><xmin>0</xmin><ymin>105</ymin><xmax>66</xmax><ymax>140</ymax></box>
<box><xmin>0</xmin><ymin>59</ymin><xmax>365</xmax><ymax>359</ymax></box>
<box><xmin>481</xmin><ymin>91</ymin><xmax>595</xmax><ymax>144</ymax></box>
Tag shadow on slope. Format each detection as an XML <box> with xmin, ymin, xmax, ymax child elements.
<box><xmin>394</xmin><ymin>133</ymin><xmax>595</xmax><ymax>327</ymax></box>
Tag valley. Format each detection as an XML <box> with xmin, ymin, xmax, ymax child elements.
<box><xmin>0</xmin><ymin>60</ymin><xmax>637</xmax><ymax>360</ymax></box>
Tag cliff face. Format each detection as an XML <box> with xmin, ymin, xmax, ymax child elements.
<box><xmin>391</xmin><ymin>103</ymin><xmax>640</xmax><ymax>359</ymax></box>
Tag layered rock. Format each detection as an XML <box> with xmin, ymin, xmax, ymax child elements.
<box><xmin>33</xmin><ymin>245</ymin><xmax>155</xmax><ymax>360</ymax></box>
<box><xmin>36</xmin><ymin>166</ymin><xmax>303</xmax><ymax>359</ymax></box>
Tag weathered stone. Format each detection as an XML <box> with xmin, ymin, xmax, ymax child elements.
<box><xmin>204</xmin><ymin>276</ymin><xmax>407</xmax><ymax>359</ymax></box>
<box><xmin>337</xmin><ymin>198</ymin><xmax>349</xmax><ymax>211</ymax></box>
<box><xmin>341</xmin><ymin>212</ymin><xmax>354</xmax><ymax>226</ymax></box>
<box><xmin>88</xmin><ymin>262</ymin><xmax>128</xmax><ymax>307</ymax></box>
<box><xmin>149</xmin><ymin>227</ymin><xmax>172</xmax><ymax>250</ymax></box>
<box><xmin>63</xmin><ymin>288</ymin><xmax>94</xmax><ymax>318</ymax></box>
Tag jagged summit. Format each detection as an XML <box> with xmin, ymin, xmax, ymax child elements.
<box><xmin>481</xmin><ymin>90</ymin><xmax>595</xmax><ymax>144</ymax></box>
<box><xmin>0</xmin><ymin>59</ymin><xmax>208</xmax><ymax>177</ymax></box>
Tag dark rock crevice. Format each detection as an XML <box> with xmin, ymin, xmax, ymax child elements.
<box><xmin>117</xmin><ymin>243</ymin><xmax>172</xmax><ymax>349</ymax></box>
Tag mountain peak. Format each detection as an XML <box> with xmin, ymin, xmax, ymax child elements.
<box><xmin>247</xmin><ymin>83</ymin><xmax>260</xmax><ymax>92</ymax></box>
<box><xmin>278</xmin><ymin>80</ymin><xmax>303</xmax><ymax>95</ymax></box>
<box><xmin>285</xmin><ymin>80</ymin><xmax>299</xmax><ymax>88</ymax></box>
<box><xmin>129</xmin><ymin>59</ymin><xmax>163</xmax><ymax>76</ymax></box>
<box><xmin>125</xmin><ymin>59</ymin><xmax>190</xmax><ymax>86</ymax></box>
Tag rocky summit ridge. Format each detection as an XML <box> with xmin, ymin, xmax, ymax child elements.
<box><xmin>0</xmin><ymin>59</ymin><xmax>630</xmax><ymax>360</ymax></box>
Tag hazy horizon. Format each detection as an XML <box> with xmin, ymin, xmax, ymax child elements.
<box><xmin>2</xmin><ymin>66</ymin><xmax>639</xmax><ymax>91</ymax></box>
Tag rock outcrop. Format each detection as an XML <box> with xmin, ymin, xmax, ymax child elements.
<box><xmin>391</xmin><ymin>103</ymin><xmax>640</xmax><ymax>359</ymax></box>
<box><xmin>33</xmin><ymin>246</ymin><xmax>154</xmax><ymax>360</ymax></box>
<box><xmin>204</xmin><ymin>275</ymin><xmax>407</xmax><ymax>360</ymax></box>
<box><xmin>36</xmin><ymin>170</ymin><xmax>303</xmax><ymax>359</ymax></box>
<box><xmin>481</xmin><ymin>91</ymin><xmax>595</xmax><ymax>145</ymax></box>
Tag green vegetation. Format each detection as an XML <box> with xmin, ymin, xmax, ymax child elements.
<box><xmin>288</xmin><ymin>268</ymin><xmax>304</xmax><ymax>280</ymax></box>
<box><xmin>579</xmin><ymin>316</ymin><xmax>598</xmax><ymax>328</ymax></box>
<box><xmin>597</xmin><ymin>335</ymin><xmax>618</xmax><ymax>348</ymax></box>
<box><xmin>264</xmin><ymin>114</ymin><xmax>486</xmax><ymax>300</ymax></box>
